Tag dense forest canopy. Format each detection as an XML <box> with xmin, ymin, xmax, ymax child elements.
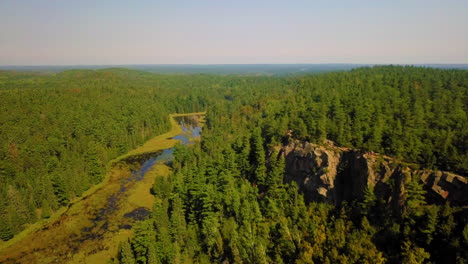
<box><xmin>0</xmin><ymin>66</ymin><xmax>467</xmax><ymax>263</ymax></box>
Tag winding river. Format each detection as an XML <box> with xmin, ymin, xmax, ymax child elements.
<box><xmin>0</xmin><ymin>114</ymin><xmax>203</xmax><ymax>264</ymax></box>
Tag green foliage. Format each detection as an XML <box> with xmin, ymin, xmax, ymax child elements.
<box><xmin>266</xmin><ymin>151</ymin><xmax>285</xmax><ymax>194</ymax></box>
<box><xmin>250</xmin><ymin>127</ymin><xmax>267</xmax><ymax>187</ymax></box>
<box><xmin>401</xmin><ymin>240</ymin><xmax>430</xmax><ymax>264</ymax></box>
<box><xmin>41</xmin><ymin>199</ymin><xmax>52</xmax><ymax>219</ymax></box>
<box><xmin>0</xmin><ymin>70</ymin><xmax>220</xmax><ymax>236</ymax></box>
<box><xmin>86</xmin><ymin>141</ymin><xmax>104</xmax><ymax>182</ymax></box>
<box><xmin>1</xmin><ymin>66</ymin><xmax>467</xmax><ymax>263</ymax></box>
<box><xmin>359</xmin><ymin>187</ymin><xmax>376</xmax><ymax>216</ymax></box>
<box><xmin>52</xmin><ymin>175</ymin><xmax>69</xmax><ymax>207</ymax></box>
<box><xmin>418</xmin><ymin>206</ymin><xmax>438</xmax><ymax>245</ymax></box>
<box><xmin>118</xmin><ymin>239</ymin><xmax>136</xmax><ymax>264</ymax></box>
<box><xmin>0</xmin><ymin>217</ymin><xmax>14</xmax><ymax>241</ymax></box>
<box><xmin>404</xmin><ymin>177</ymin><xmax>427</xmax><ymax>220</ymax></box>
<box><xmin>131</xmin><ymin>221</ymin><xmax>156</xmax><ymax>264</ymax></box>
<box><xmin>463</xmin><ymin>225</ymin><xmax>468</xmax><ymax>244</ymax></box>
<box><xmin>124</xmin><ymin>66</ymin><xmax>466</xmax><ymax>263</ymax></box>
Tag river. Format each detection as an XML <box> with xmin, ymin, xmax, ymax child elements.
<box><xmin>0</xmin><ymin>114</ymin><xmax>203</xmax><ymax>264</ymax></box>
<box><xmin>86</xmin><ymin>115</ymin><xmax>203</xmax><ymax>233</ymax></box>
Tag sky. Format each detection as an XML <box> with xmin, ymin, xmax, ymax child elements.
<box><xmin>0</xmin><ymin>0</ymin><xmax>467</xmax><ymax>65</ymax></box>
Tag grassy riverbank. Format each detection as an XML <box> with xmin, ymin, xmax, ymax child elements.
<box><xmin>114</xmin><ymin>112</ymin><xmax>205</xmax><ymax>163</ymax></box>
<box><xmin>0</xmin><ymin>112</ymin><xmax>205</xmax><ymax>264</ymax></box>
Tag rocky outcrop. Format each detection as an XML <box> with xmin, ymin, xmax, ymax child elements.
<box><xmin>416</xmin><ymin>170</ymin><xmax>468</xmax><ymax>205</ymax></box>
<box><xmin>279</xmin><ymin>141</ymin><xmax>467</xmax><ymax>207</ymax></box>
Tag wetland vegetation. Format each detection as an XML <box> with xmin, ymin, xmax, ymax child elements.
<box><xmin>0</xmin><ymin>66</ymin><xmax>467</xmax><ymax>263</ymax></box>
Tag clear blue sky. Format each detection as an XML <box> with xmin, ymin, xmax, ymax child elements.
<box><xmin>1</xmin><ymin>0</ymin><xmax>467</xmax><ymax>65</ymax></box>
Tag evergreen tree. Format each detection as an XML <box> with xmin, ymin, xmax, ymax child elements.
<box><xmin>41</xmin><ymin>199</ymin><xmax>52</xmax><ymax>219</ymax></box>
<box><xmin>52</xmin><ymin>175</ymin><xmax>69</xmax><ymax>206</ymax></box>
<box><xmin>118</xmin><ymin>239</ymin><xmax>136</xmax><ymax>264</ymax></box>
<box><xmin>250</xmin><ymin>127</ymin><xmax>267</xmax><ymax>187</ymax></box>
<box><xmin>404</xmin><ymin>177</ymin><xmax>427</xmax><ymax>220</ymax></box>
<box><xmin>359</xmin><ymin>187</ymin><xmax>376</xmax><ymax>217</ymax></box>
<box><xmin>418</xmin><ymin>206</ymin><xmax>438</xmax><ymax>245</ymax></box>
<box><xmin>146</xmin><ymin>240</ymin><xmax>159</xmax><ymax>264</ymax></box>
<box><xmin>401</xmin><ymin>240</ymin><xmax>430</xmax><ymax>264</ymax></box>
<box><xmin>237</xmin><ymin>136</ymin><xmax>251</xmax><ymax>179</ymax></box>
<box><xmin>132</xmin><ymin>221</ymin><xmax>155</xmax><ymax>264</ymax></box>
<box><xmin>270</xmin><ymin>152</ymin><xmax>285</xmax><ymax>187</ymax></box>
<box><xmin>86</xmin><ymin>141</ymin><xmax>104</xmax><ymax>182</ymax></box>
<box><xmin>0</xmin><ymin>217</ymin><xmax>14</xmax><ymax>241</ymax></box>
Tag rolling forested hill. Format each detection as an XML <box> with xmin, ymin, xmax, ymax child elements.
<box><xmin>0</xmin><ymin>66</ymin><xmax>467</xmax><ymax>263</ymax></box>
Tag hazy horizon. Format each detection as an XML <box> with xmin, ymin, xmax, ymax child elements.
<box><xmin>3</xmin><ymin>63</ymin><xmax>468</xmax><ymax>76</ymax></box>
<box><xmin>2</xmin><ymin>63</ymin><xmax>468</xmax><ymax>67</ymax></box>
<box><xmin>1</xmin><ymin>0</ymin><xmax>467</xmax><ymax>65</ymax></box>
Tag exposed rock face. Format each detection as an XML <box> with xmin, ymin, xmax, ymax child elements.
<box><xmin>416</xmin><ymin>170</ymin><xmax>468</xmax><ymax>205</ymax></box>
<box><xmin>280</xmin><ymin>141</ymin><xmax>467</xmax><ymax>207</ymax></box>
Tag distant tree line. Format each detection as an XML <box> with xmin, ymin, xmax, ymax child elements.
<box><xmin>0</xmin><ymin>66</ymin><xmax>467</xmax><ymax>264</ymax></box>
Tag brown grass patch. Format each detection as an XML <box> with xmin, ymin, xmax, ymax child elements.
<box><xmin>0</xmin><ymin>113</ymin><xmax>204</xmax><ymax>264</ymax></box>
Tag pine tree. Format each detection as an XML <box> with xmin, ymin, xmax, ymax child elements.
<box><xmin>0</xmin><ymin>217</ymin><xmax>14</xmax><ymax>241</ymax></box>
<box><xmin>86</xmin><ymin>141</ymin><xmax>104</xmax><ymax>182</ymax></box>
<box><xmin>41</xmin><ymin>199</ymin><xmax>52</xmax><ymax>219</ymax></box>
<box><xmin>170</xmin><ymin>195</ymin><xmax>187</xmax><ymax>244</ymax></box>
<box><xmin>132</xmin><ymin>221</ymin><xmax>155</xmax><ymax>264</ymax></box>
<box><xmin>401</xmin><ymin>240</ymin><xmax>430</xmax><ymax>264</ymax></box>
<box><xmin>268</xmin><ymin>152</ymin><xmax>285</xmax><ymax>187</ymax></box>
<box><xmin>436</xmin><ymin>202</ymin><xmax>455</xmax><ymax>242</ymax></box>
<box><xmin>404</xmin><ymin>177</ymin><xmax>427</xmax><ymax>219</ymax></box>
<box><xmin>359</xmin><ymin>187</ymin><xmax>376</xmax><ymax>217</ymax></box>
<box><xmin>463</xmin><ymin>224</ymin><xmax>468</xmax><ymax>245</ymax></box>
<box><xmin>118</xmin><ymin>239</ymin><xmax>136</xmax><ymax>264</ymax></box>
<box><xmin>250</xmin><ymin>128</ymin><xmax>266</xmax><ymax>187</ymax></box>
<box><xmin>147</xmin><ymin>240</ymin><xmax>160</xmax><ymax>264</ymax></box>
<box><xmin>52</xmin><ymin>175</ymin><xmax>69</xmax><ymax>206</ymax></box>
<box><xmin>418</xmin><ymin>206</ymin><xmax>438</xmax><ymax>245</ymax></box>
<box><xmin>236</xmin><ymin>136</ymin><xmax>251</xmax><ymax>179</ymax></box>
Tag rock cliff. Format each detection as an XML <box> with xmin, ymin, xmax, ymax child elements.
<box><xmin>279</xmin><ymin>141</ymin><xmax>467</xmax><ymax>207</ymax></box>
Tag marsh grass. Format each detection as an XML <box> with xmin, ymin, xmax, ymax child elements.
<box><xmin>0</xmin><ymin>112</ymin><xmax>205</xmax><ymax>264</ymax></box>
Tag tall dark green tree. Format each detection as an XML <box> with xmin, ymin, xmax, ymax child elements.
<box><xmin>250</xmin><ymin>127</ymin><xmax>267</xmax><ymax>187</ymax></box>
<box><xmin>0</xmin><ymin>217</ymin><xmax>14</xmax><ymax>241</ymax></box>
<box><xmin>118</xmin><ymin>239</ymin><xmax>136</xmax><ymax>264</ymax></box>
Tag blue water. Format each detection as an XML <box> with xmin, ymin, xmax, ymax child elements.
<box><xmin>133</xmin><ymin>157</ymin><xmax>158</xmax><ymax>180</ymax></box>
<box><xmin>173</xmin><ymin>134</ymin><xmax>189</xmax><ymax>145</ymax></box>
<box><xmin>129</xmin><ymin>117</ymin><xmax>201</xmax><ymax>178</ymax></box>
<box><xmin>117</xmin><ymin>117</ymin><xmax>202</xmax><ymax>196</ymax></box>
<box><xmin>192</xmin><ymin>126</ymin><xmax>201</xmax><ymax>137</ymax></box>
<box><xmin>83</xmin><ymin>116</ymin><xmax>203</xmax><ymax>237</ymax></box>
